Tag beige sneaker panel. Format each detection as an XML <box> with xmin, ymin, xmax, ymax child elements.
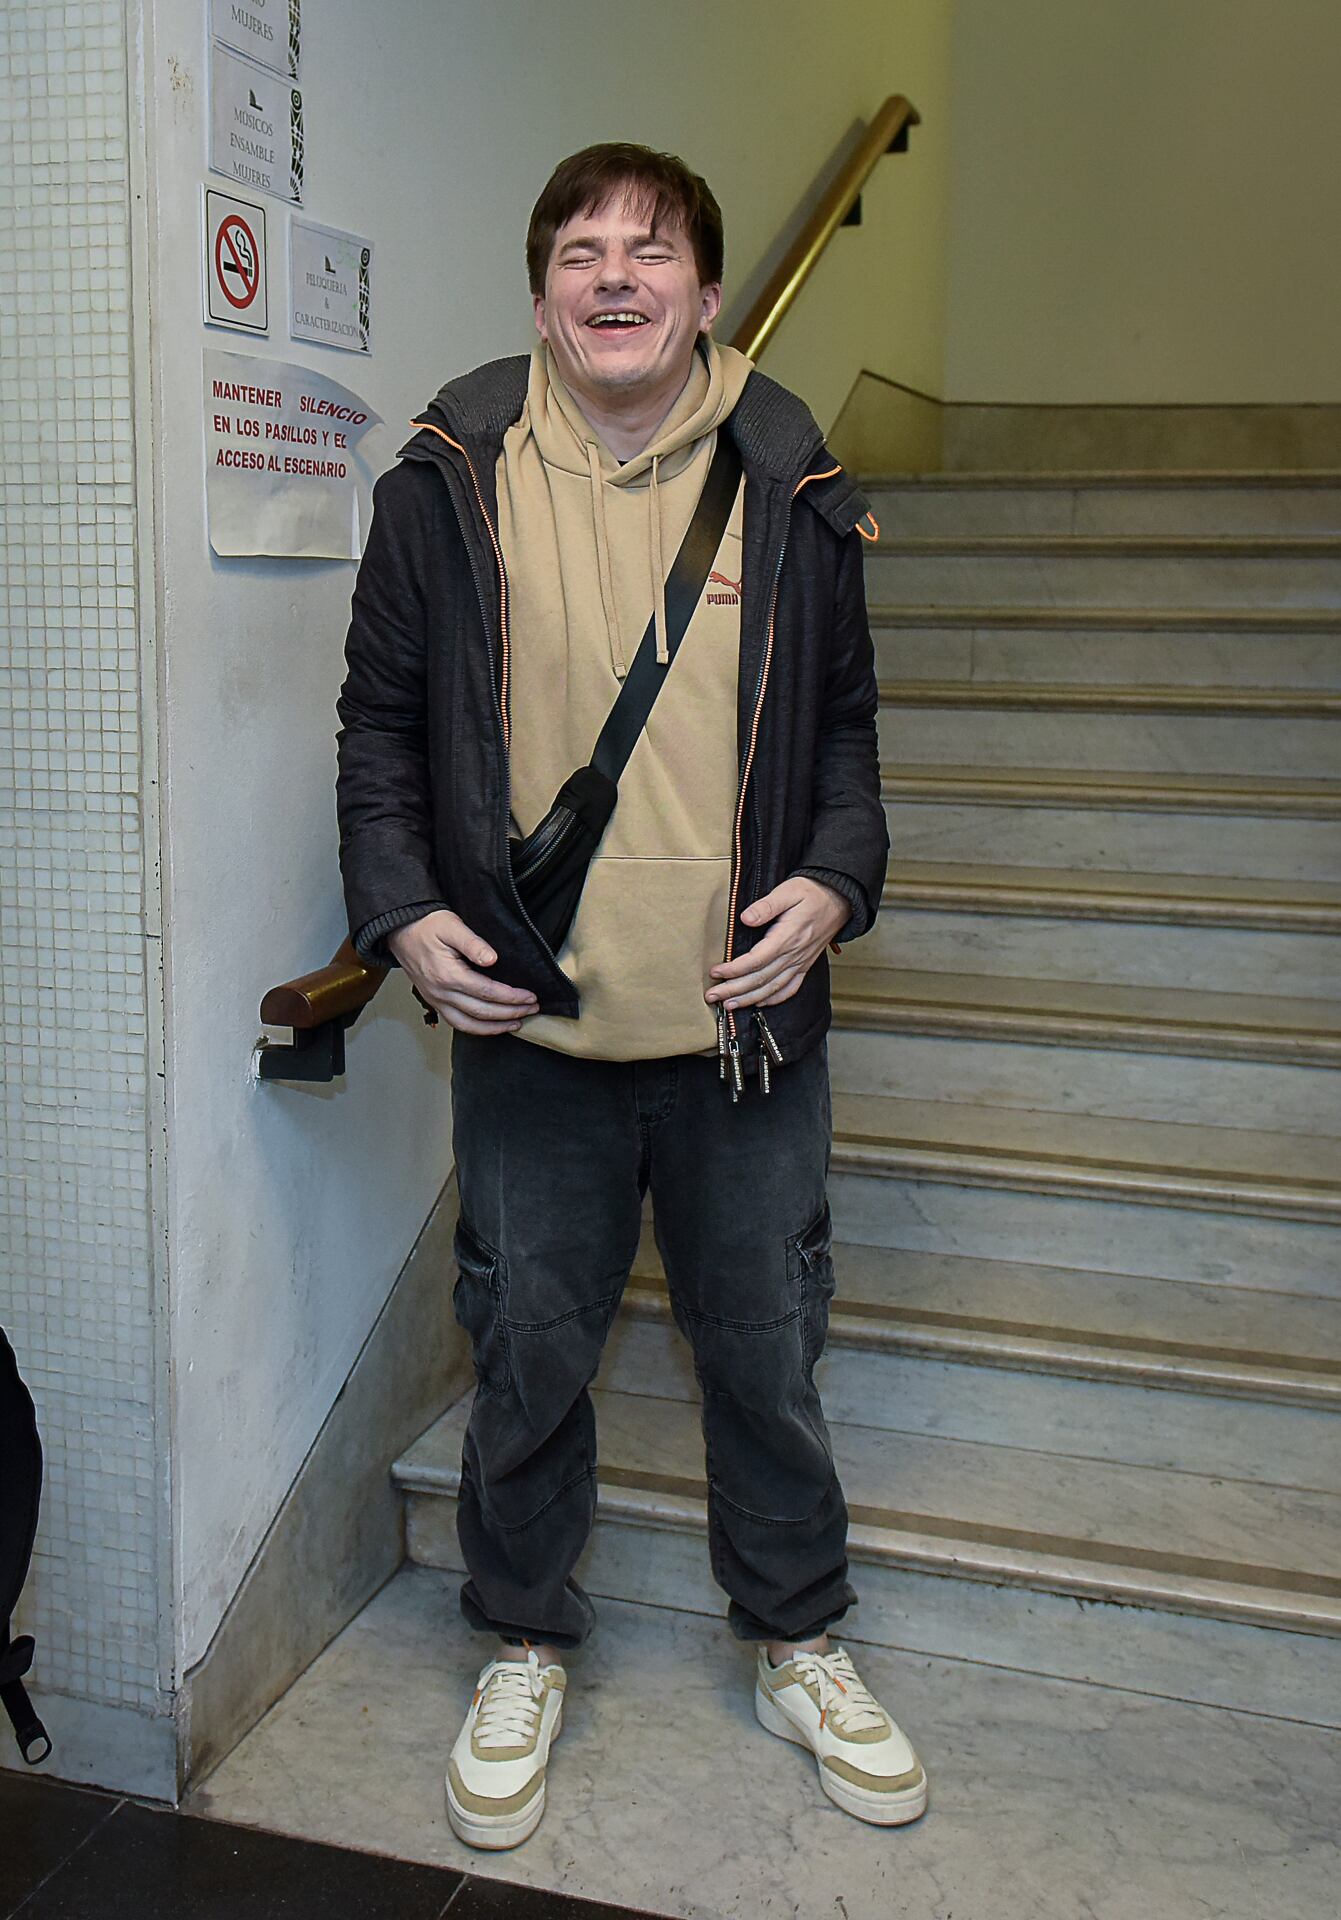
<box><xmin>447</xmin><ymin>1757</ymin><xmax>546</xmax><ymax>1817</ymax></box>
<box><xmin>821</xmin><ymin>1753</ymin><xmax>926</xmax><ymax>1794</ymax></box>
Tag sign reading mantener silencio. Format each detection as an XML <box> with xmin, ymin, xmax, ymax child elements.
<box><xmin>209</xmin><ymin>40</ymin><xmax>304</xmax><ymax>205</ymax></box>
<box><xmin>210</xmin><ymin>0</ymin><xmax>301</xmax><ymax>81</ymax></box>
<box><xmin>290</xmin><ymin>218</ymin><xmax>372</xmax><ymax>354</ymax></box>
<box><xmin>204</xmin><ymin>348</ymin><xmax>382</xmax><ymax>560</ymax></box>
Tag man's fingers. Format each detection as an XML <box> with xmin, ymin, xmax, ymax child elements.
<box><xmin>710</xmin><ymin>950</ymin><xmax>803</xmax><ymax>1003</ymax></box>
<box><xmin>715</xmin><ymin>964</ymin><xmax>804</xmax><ymax>1010</ymax></box>
<box><xmin>709</xmin><ymin>925</ymin><xmax>794</xmax><ymax>983</ymax></box>
<box><xmin>438</xmin><ymin>1008</ymin><xmax>526</xmax><ymax>1036</ymax></box>
<box><xmin>756</xmin><ymin>972</ymin><xmax>805</xmax><ymax>1008</ymax></box>
<box><xmin>435</xmin><ymin>987</ymin><xmax>535</xmax><ymax>1024</ymax></box>
<box><xmin>741</xmin><ymin>883</ymin><xmax>805</xmax><ymax>928</ymax></box>
<box><xmin>421</xmin><ymin>911</ymin><xmax>498</xmax><ymax>969</ymax></box>
<box><xmin>430</xmin><ymin>959</ymin><xmax>537</xmax><ymax>1006</ymax></box>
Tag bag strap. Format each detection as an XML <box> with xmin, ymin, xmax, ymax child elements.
<box><xmin>590</xmin><ymin>430</ymin><xmax>742</xmax><ymax>787</ymax></box>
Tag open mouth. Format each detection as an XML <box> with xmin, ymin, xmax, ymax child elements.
<box><xmin>585</xmin><ymin>311</ymin><xmax>653</xmax><ymax>332</ymax></box>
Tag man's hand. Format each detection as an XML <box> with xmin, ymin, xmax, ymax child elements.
<box><xmin>705</xmin><ymin>876</ymin><xmax>849</xmax><ymax>1012</ymax></box>
<box><xmin>388</xmin><ymin>910</ymin><xmax>539</xmax><ymax>1035</ymax></box>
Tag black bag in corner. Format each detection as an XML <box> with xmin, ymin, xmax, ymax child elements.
<box><xmin>507</xmin><ymin>431</ymin><xmax>742</xmax><ymax>956</ymax></box>
<box><xmin>0</xmin><ymin>1326</ymin><xmax>51</xmax><ymax>1764</ymax></box>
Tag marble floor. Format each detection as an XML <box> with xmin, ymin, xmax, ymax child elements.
<box><xmin>186</xmin><ymin>1562</ymin><xmax>1340</xmax><ymax>1920</ymax></box>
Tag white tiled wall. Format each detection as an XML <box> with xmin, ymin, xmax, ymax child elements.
<box><xmin>0</xmin><ymin>2</ymin><xmax>162</xmax><ymax>1718</ymax></box>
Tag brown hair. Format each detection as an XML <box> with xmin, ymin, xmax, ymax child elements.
<box><xmin>526</xmin><ymin>142</ymin><xmax>724</xmax><ymax>297</ymax></box>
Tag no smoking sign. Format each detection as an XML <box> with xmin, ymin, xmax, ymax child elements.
<box><xmin>205</xmin><ymin>188</ymin><xmax>268</xmax><ymax>333</ymax></box>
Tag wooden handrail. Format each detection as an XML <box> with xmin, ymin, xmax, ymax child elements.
<box><xmin>260</xmin><ymin>938</ymin><xmax>385</xmax><ymax>1030</ymax></box>
<box><xmin>730</xmin><ymin>94</ymin><xmax>919</xmax><ymax>365</ymax></box>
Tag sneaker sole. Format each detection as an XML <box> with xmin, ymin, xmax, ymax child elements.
<box><xmin>445</xmin><ymin>1702</ymin><xmax>562</xmax><ymax>1851</ymax></box>
<box><xmin>754</xmin><ymin>1683</ymin><xmax>928</xmax><ymax>1827</ymax></box>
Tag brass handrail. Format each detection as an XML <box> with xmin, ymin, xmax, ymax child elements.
<box><xmin>730</xmin><ymin>94</ymin><xmax>919</xmax><ymax>365</ymax></box>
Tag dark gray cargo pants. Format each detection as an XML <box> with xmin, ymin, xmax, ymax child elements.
<box><xmin>447</xmin><ymin>1028</ymin><xmax>857</xmax><ymax>1651</ymax></box>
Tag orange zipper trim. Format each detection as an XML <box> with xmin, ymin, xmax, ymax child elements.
<box><xmin>409</xmin><ymin>418</ymin><xmax>513</xmax><ymax>750</ymax></box>
<box><xmin>724</xmin><ymin>464</ymin><xmax>847</xmax><ymax>1044</ymax></box>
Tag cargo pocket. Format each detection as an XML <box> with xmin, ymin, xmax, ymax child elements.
<box><xmin>792</xmin><ymin>1197</ymin><xmax>836</xmax><ymax>1374</ymax></box>
<box><xmin>452</xmin><ymin>1217</ymin><xmax>511</xmax><ymax>1396</ymax></box>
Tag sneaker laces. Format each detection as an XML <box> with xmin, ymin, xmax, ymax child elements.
<box><xmin>790</xmin><ymin>1646</ymin><xmax>888</xmax><ymax>1735</ymax></box>
<box><xmin>472</xmin><ymin>1649</ymin><xmax>548</xmax><ymax>1749</ymax></box>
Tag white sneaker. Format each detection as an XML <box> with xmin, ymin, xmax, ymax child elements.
<box><xmin>445</xmin><ymin>1647</ymin><xmax>566</xmax><ymax>1850</ymax></box>
<box><xmin>755</xmin><ymin>1643</ymin><xmax>928</xmax><ymax>1825</ymax></box>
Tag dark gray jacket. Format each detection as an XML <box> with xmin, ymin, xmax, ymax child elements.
<box><xmin>335</xmin><ymin>353</ymin><xmax>889</xmax><ymax>1078</ymax></box>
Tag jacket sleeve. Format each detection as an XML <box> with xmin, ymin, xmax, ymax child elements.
<box><xmin>791</xmin><ymin>527</ymin><xmax>890</xmax><ymax>939</ymax></box>
<box><xmin>335</xmin><ymin>465</ymin><xmax>450</xmax><ymax>968</ymax></box>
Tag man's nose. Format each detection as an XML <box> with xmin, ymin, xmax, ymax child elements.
<box><xmin>595</xmin><ymin>249</ymin><xmax>636</xmax><ymax>292</ymax></box>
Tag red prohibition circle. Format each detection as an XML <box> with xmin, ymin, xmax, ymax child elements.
<box><xmin>215</xmin><ymin>214</ymin><xmax>260</xmax><ymax>310</ymax></box>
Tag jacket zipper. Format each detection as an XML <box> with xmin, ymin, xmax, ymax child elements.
<box><xmin>405</xmin><ymin>418</ymin><xmax>570</xmax><ymax>996</ymax></box>
<box><xmin>718</xmin><ymin>462</ymin><xmax>845</xmax><ymax>1102</ymax></box>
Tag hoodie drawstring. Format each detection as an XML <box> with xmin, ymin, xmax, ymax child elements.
<box><xmin>587</xmin><ymin>439</ymin><xmax>626</xmax><ymax>678</ymax></box>
<box><xmin>650</xmin><ymin>452</ymin><xmax>668</xmax><ymax>664</ymax></box>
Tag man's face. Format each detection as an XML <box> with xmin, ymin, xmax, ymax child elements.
<box><xmin>534</xmin><ymin>190</ymin><xmax>722</xmax><ymax>409</ymax></box>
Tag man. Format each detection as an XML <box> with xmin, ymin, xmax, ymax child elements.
<box><xmin>336</xmin><ymin>142</ymin><xmax>925</xmax><ymax>1849</ymax></box>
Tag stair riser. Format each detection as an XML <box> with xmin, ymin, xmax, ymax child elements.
<box><xmin>595</xmin><ymin>1316</ymin><xmax>1341</xmax><ymax>1492</ymax></box>
<box><xmin>874</xmin><ymin>624</ymin><xmax>1341</xmax><ymax>691</ymax></box>
<box><xmin>866</xmin><ymin>908</ymin><xmax>1341</xmax><ymax>999</ymax></box>
<box><xmin>863</xmin><ymin>484</ymin><xmax>1341</xmax><ymax>539</ymax></box>
<box><xmin>862</xmin><ymin>550</ymin><xmax>1341</xmax><ymax>609</ymax></box>
<box><xmin>885</xmin><ymin>799</ymin><xmax>1341</xmax><ymax>882</ymax></box>
<box><xmin>826</xmin><ymin>1028</ymin><xmax>1341</xmax><ymax>1136</ymax></box>
<box><xmin>827</xmin><ymin>1171</ymin><xmax>1341</xmax><ymax>1298</ymax></box>
<box><xmin>403</xmin><ymin>1491</ymin><xmax>1341</xmax><ymax>1717</ymax></box>
<box><xmin>878</xmin><ymin>705</ymin><xmax>1341</xmax><ymax>775</ymax></box>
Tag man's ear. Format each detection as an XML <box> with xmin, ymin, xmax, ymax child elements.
<box><xmin>698</xmin><ymin>281</ymin><xmax>723</xmax><ymax>333</ymax></box>
<box><xmin>533</xmin><ymin>292</ymin><xmax>548</xmax><ymax>340</ymax></box>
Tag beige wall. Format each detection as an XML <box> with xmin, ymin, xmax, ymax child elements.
<box><xmin>942</xmin><ymin>0</ymin><xmax>1341</xmax><ymax>404</ymax></box>
<box><xmin>751</xmin><ymin>0</ymin><xmax>952</xmax><ymax>431</ymax></box>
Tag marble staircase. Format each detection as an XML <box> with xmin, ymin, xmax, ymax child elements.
<box><xmin>393</xmin><ymin>467</ymin><xmax>1341</xmax><ymax>1719</ymax></box>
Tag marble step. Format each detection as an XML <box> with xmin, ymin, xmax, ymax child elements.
<box><xmin>828</xmin><ymin>1027</ymin><xmax>1340</xmax><ymax>1139</ymax></box>
<box><xmin>397</xmin><ymin>1387</ymin><xmax>1341</xmax><ymax>1636</ymax></box>
<box><xmin>872</xmin><ymin>605</ymin><xmax>1341</xmax><ymax>690</ymax></box>
<box><xmin>598</xmin><ymin>1303</ymin><xmax>1341</xmax><ymax>1470</ymax></box>
<box><xmin>824</xmin><ymin>1087</ymin><xmax>1341</xmax><ymax>1224</ymax></box>
<box><xmin>830</xmin><ymin>964</ymin><xmax>1341</xmax><ymax>1067</ymax></box>
<box><xmin>881</xmin><ymin>679</ymin><xmax>1341</xmax><ymax>715</ymax></box>
<box><xmin>883</xmin><ymin>763</ymin><xmax>1341</xmax><ymax>818</ymax></box>
<box><xmin>830</xmin><ymin>1166</ymin><xmax>1340</xmax><ymax>1298</ymax></box>
<box><xmin>825</xmin><ymin>966</ymin><xmax>1341</xmax><ymax>1135</ymax></box>
<box><xmin>876</xmin><ymin>899</ymin><xmax>1340</xmax><ymax>1000</ymax></box>
<box><xmin>886</xmin><ymin>802</ymin><xmax>1340</xmax><ymax>884</ymax></box>
<box><xmin>623</xmin><ymin>1227</ymin><xmax>1341</xmax><ymax>1407</ymax></box>
<box><xmin>871</xmin><ymin>861</ymin><xmax>1341</xmax><ymax>934</ymax></box>
<box><xmin>860</xmin><ymin>471</ymin><xmax>1341</xmax><ymax>537</ymax></box>
<box><xmin>877</xmin><ymin>697</ymin><xmax>1341</xmax><ymax>776</ymax></box>
<box><xmin>861</xmin><ymin>535</ymin><xmax>1341</xmax><ymax>609</ymax></box>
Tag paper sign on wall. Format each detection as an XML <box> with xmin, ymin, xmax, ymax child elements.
<box><xmin>204</xmin><ymin>188</ymin><xmax>269</xmax><ymax>332</ymax></box>
<box><xmin>204</xmin><ymin>348</ymin><xmax>382</xmax><ymax>560</ymax></box>
<box><xmin>211</xmin><ymin>0</ymin><xmax>301</xmax><ymax>81</ymax></box>
<box><xmin>290</xmin><ymin>218</ymin><xmax>371</xmax><ymax>353</ymax></box>
<box><xmin>210</xmin><ymin>42</ymin><xmax>304</xmax><ymax>204</ymax></box>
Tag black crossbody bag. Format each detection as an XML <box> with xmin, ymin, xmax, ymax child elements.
<box><xmin>507</xmin><ymin>432</ymin><xmax>742</xmax><ymax>955</ymax></box>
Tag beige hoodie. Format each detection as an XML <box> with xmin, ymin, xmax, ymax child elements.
<box><xmin>496</xmin><ymin>336</ymin><xmax>754</xmax><ymax>1062</ymax></box>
